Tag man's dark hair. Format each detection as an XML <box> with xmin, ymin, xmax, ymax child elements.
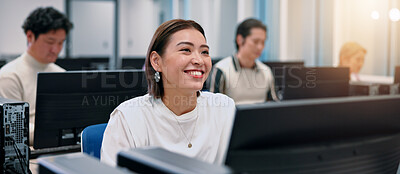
<box><xmin>235</xmin><ymin>18</ymin><xmax>267</xmax><ymax>50</ymax></box>
<box><xmin>22</xmin><ymin>7</ymin><xmax>73</xmax><ymax>39</ymax></box>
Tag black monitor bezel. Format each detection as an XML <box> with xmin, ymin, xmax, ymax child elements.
<box><xmin>33</xmin><ymin>70</ymin><xmax>147</xmax><ymax>149</ymax></box>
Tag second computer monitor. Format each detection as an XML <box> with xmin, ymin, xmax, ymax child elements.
<box><xmin>279</xmin><ymin>66</ymin><xmax>349</xmax><ymax>100</ymax></box>
<box><xmin>34</xmin><ymin>70</ymin><xmax>147</xmax><ymax>149</ymax></box>
<box><xmin>226</xmin><ymin>95</ymin><xmax>400</xmax><ymax>173</ymax></box>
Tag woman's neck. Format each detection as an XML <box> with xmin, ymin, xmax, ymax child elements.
<box><xmin>236</xmin><ymin>52</ymin><xmax>255</xmax><ymax>68</ymax></box>
<box><xmin>162</xmin><ymin>89</ymin><xmax>197</xmax><ymax>116</ymax></box>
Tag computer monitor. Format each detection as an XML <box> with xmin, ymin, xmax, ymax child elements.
<box><xmin>38</xmin><ymin>153</ymin><xmax>130</xmax><ymax>174</ymax></box>
<box><xmin>33</xmin><ymin>70</ymin><xmax>147</xmax><ymax>149</ymax></box>
<box><xmin>117</xmin><ymin>147</ymin><xmax>232</xmax><ymax>173</ymax></box>
<box><xmin>263</xmin><ymin>61</ymin><xmax>304</xmax><ymax>78</ymax></box>
<box><xmin>280</xmin><ymin>66</ymin><xmax>349</xmax><ymax>100</ymax></box>
<box><xmin>55</xmin><ymin>57</ymin><xmax>109</xmax><ymax>70</ymax></box>
<box><xmin>262</xmin><ymin>61</ymin><xmax>304</xmax><ymax>94</ymax></box>
<box><xmin>121</xmin><ymin>57</ymin><xmax>146</xmax><ymax>70</ymax></box>
<box><xmin>225</xmin><ymin>95</ymin><xmax>400</xmax><ymax>173</ymax></box>
<box><xmin>263</xmin><ymin>61</ymin><xmax>304</xmax><ymax>70</ymax></box>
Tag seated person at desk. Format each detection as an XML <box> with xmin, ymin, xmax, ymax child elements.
<box><xmin>0</xmin><ymin>7</ymin><xmax>73</xmax><ymax>145</ymax></box>
<box><xmin>338</xmin><ymin>42</ymin><xmax>367</xmax><ymax>81</ymax></box>
<box><xmin>209</xmin><ymin>18</ymin><xmax>278</xmax><ymax>104</ymax></box>
<box><xmin>339</xmin><ymin>42</ymin><xmax>393</xmax><ymax>84</ymax></box>
<box><xmin>101</xmin><ymin>19</ymin><xmax>236</xmax><ymax>166</ymax></box>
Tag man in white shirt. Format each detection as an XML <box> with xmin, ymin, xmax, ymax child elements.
<box><xmin>210</xmin><ymin>18</ymin><xmax>278</xmax><ymax>104</ymax></box>
<box><xmin>0</xmin><ymin>7</ymin><xmax>73</xmax><ymax>145</ymax></box>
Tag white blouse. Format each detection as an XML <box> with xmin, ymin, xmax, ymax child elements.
<box><xmin>100</xmin><ymin>92</ymin><xmax>236</xmax><ymax>166</ymax></box>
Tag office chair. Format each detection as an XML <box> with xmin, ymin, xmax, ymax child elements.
<box><xmin>81</xmin><ymin>123</ymin><xmax>108</xmax><ymax>159</ymax></box>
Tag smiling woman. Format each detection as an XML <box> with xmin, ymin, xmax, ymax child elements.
<box><xmin>101</xmin><ymin>19</ymin><xmax>236</xmax><ymax>167</ymax></box>
<box><xmin>148</xmin><ymin>28</ymin><xmax>211</xmax><ymax>100</ymax></box>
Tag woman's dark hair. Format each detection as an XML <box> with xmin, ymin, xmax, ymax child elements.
<box><xmin>145</xmin><ymin>19</ymin><xmax>206</xmax><ymax>98</ymax></box>
<box><xmin>235</xmin><ymin>18</ymin><xmax>267</xmax><ymax>50</ymax></box>
<box><xmin>22</xmin><ymin>7</ymin><xmax>73</xmax><ymax>39</ymax></box>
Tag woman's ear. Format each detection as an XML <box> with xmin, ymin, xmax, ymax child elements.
<box><xmin>150</xmin><ymin>51</ymin><xmax>162</xmax><ymax>72</ymax></box>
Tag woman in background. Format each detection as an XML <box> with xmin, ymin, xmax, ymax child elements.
<box><xmin>338</xmin><ymin>42</ymin><xmax>367</xmax><ymax>81</ymax></box>
<box><xmin>101</xmin><ymin>19</ymin><xmax>236</xmax><ymax>166</ymax></box>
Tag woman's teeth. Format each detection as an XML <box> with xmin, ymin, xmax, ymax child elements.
<box><xmin>188</xmin><ymin>71</ymin><xmax>202</xmax><ymax>76</ymax></box>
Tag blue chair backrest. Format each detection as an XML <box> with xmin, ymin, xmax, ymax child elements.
<box><xmin>81</xmin><ymin>123</ymin><xmax>107</xmax><ymax>159</ymax></box>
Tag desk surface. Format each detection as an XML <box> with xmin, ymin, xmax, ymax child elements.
<box><xmin>29</xmin><ymin>145</ymin><xmax>81</xmax><ymax>173</ymax></box>
<box><xmin>30</xmin><ymin>152</ymin><xmax>132</xmax><ymax>174</ymax></box>
<box><xmin>30</xmin><ymin>159</ymin><xmax>38</xmax><ymax>174</ymax></box>
<box><xmin>30</xmin><ymin>144</ymin><xmax>81</xmax><ymax>159</ymax></box>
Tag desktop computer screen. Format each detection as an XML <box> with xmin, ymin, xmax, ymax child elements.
<box><xmin>117</xmin><ymin>147</ymin><xmax>232</xmax><ymax>173</ymax></box>
<box><xmin>38</xmin><ymin>153</ymin><xmax>130</xmax><ymax>174</ymax></box>
<box><xmin>263</xmin><ymin>61</ymin><xmax>304</xmax><ymax>75</ymax></box>
<box><xmin>55</xmin><ymin>57</ymin><xmax>109</xmax><ymax>70</ymax></box>
<box><xmin>280</xmin><ymin>66</ymin><xmax>349</xmax><ymax>100</ymax></box>
<box><xmin>263</xmin><ymin>61</ymin><xmax>304</xmax><ymax>96</ymax></box>
<box><xmin>225</xmin><ymin>95</ymin><xmax>400</xmax><ymax>173</ymax></box>
<box><xmin>121</xmin><ymin>57</ymin><xmax>146</xmax><ymax>70</ymax></box>
<box><xmin>33</xmin><ymin>70</ymin><xmax>147</xmax><ymax>149</ymax></box>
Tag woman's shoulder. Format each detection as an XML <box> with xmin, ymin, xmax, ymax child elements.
<box><xmin>199</xmin><ymin>92</ymin><xmax>236</xmax><ymax>122</ymax></box>
<box><xmin>200</xmin><ymin>91</ymin><xmax>231</xmax><ymax>99</ymax></box>
<box><xmin>199</xmin><ymin>91</ymin><xmax>235</xmax><ymax>108</ymax></box>
<box><xmin>114</xmin><ymin>94</ymin><xmax>153</xmax><ymax>112</ymax></box>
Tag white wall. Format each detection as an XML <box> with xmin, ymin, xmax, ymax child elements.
<box><xmin>189</xmin><ymin>0</ymin><xmax>237</xmax><ymax>58</ymax></box>
<box><xmin>217</xmin><ymin>0</ymin><xmax>237</xmax><ymax>58</ymax></box>
<box><xmin>70</xmin><ymin>1</ymin><xmax>114</xmax><ymax>57</ymax></box>
<box><xmin>237</xmin><ymin>0</ymin><xmax>254</xmax><ymax>22</ymax></box>
<box><xmin>1</xmin><ymin>0</ymin><xmax>398</xmax><ymax>76</ymax></box>
<box><xmin>189</xmin><ymin>0</ymin><xmax>217</xmax><ymax>57</ymax></box>
<box><xmin>395</xmin><ymin>0</ymin><xmax>400</xmax><ymax>74</ymax></box>
<box><xmin>281</xmin><ymin>0</ymin><xmax>397</xmax><ymax>76</ymax></box>
<box><xmin>317</xmin><ymin>0</ymin><xmax>334</xmax><ymax>66</ymax></box>
<box><xmin>0</xmin><ymin>0</ymin><xmax>237</xmax><ymax>60</ymax></box>
<box><xmin>0</xmin><ymin>0</ymin><xmax>64</xmax><ymax>58</ymax></box>
<box><xmin>119</xmin><ymin>0</ymin><xmax>237</xmax><ymax>58</ymax></box>
<box><xmin>119</xmin><ymin>0</ymin><xmax>157</xmax><ymax>57</ymax></box>
<box><xmin>334</xmin><ymin>0</ymin><xmax>392</xmax><ymax>76</ymax></box>
<box><xmin>285</xmin><ymin>0</ymin><xmax>318</xmax><ymax>65</ymax></box>
<box><xmin>264</xmin><ymin>0</ymin><xmax>281</xmax><ymax>61</ymax></box>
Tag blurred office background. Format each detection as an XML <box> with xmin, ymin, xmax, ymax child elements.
<box><xmin>0</xmin><ymin>0</ymin><xmax>399</xmax><ymax>76</ymax></box>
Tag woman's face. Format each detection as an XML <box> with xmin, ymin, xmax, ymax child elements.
<box><xmin>348</xmin><ymin>50</ymin><xmax>365</xmax><ymax>74</ymax></box>
<box><xmin>157</xmin><ymin>28</ymin><xmax>211</xmax><ymax>94</ymax></box>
